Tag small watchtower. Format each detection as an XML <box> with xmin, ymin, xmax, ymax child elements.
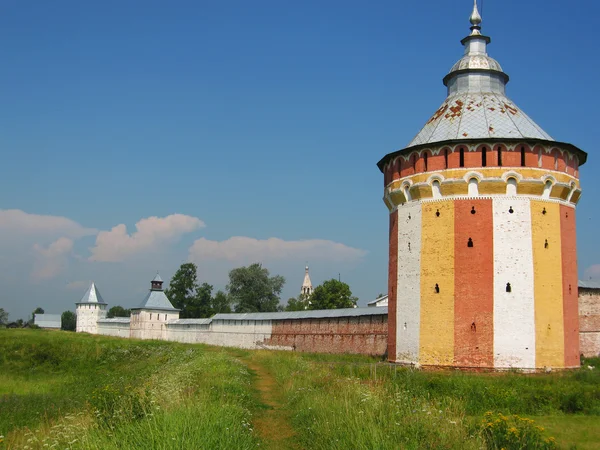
<box><xmin>75</xmin><ymin>282</ymin><xmax>107</xmax><ymax>333</ymax></box>
<box><xmin>130</xmin><ymin>273</ymin><xmax>179</xmax><ymax>340</ymax></box>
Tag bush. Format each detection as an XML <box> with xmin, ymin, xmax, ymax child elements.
<box><xmin>480</xmin><ymin>412</ymin><xmax>557</xmax><ymax>450</ymax></box>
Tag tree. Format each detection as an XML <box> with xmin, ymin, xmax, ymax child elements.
<box><xmin>0</xmin><ymin>308</ymin><xmax>8</xmax><ymax>327</ymax></box>
<box><xmin>227</xmin><ymin>263</ymin><xmax>285</xmax><ymax>313</ymax></box>
<box><xmin>61</xmin><ymin>311</ymin><xmax>76</xmax><ymax>331</ymax></box>
<box><xmin>211</xmin><ymin>290</ymin><xmax>232</xmax><ymax>314</ymax></box>
<box><xmin>284</xmin><ymin>293</ymin><xmax>310</xmax><ymax>311</ymax></box>
<box><xmin>308</xmin><ymin>279</ymin><xmax>358</xmax><ymax>310</ymax></box>
<box><xmin>182</xmin><ymin>282</ymin><xmax>214</xmax><ymax>319</ymax></box>
<box><xmin>31</xmin><ymin>307</ymin><xmax>44</xmax><ymax>324</ymax></box>
<box><xmin>107</xmin><ymin>306</ymin><xmax>131</xmax><ymax>318</ymax></box>
<box><xmin>165</xmin><ymin>263</ymin><xmax>200</xmax><ymax>317</ymax></box>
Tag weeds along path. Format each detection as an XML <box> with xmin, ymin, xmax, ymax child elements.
<box><xmin>241</xmin><ymin>354</ymin><xmax>300</xmax><ymax>450</ymax></box>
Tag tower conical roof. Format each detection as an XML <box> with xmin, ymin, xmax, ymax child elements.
<box><xmin>302</xmin><ymin>266</ymin><xmax>313</xmax><ymax>290</ymax></box>
<box><xmin>77</xmin><ymin>282</ymin><xmax>106</xmax><ymax>304</ymax></box>
<box><xmin>132</xmin><ymin>274</ymin><xmax>179</xmax><ymax>311</ymax></box>
<box><xmin>406</xmin><ymin>0</ymin><xmax>552</xmax><ymax>148</ymax></box>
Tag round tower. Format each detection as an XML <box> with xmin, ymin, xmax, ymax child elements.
<box><xmin>75</xmin><ymin>282</ymin><xmax>107</xmax><ymax>333</ymax></box>
<box><xmin>378</xmin><ymin>2</ymin><xmax>586</xmax><ymax>370</ymax></box>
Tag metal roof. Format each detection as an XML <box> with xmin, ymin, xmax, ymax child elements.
<box><xmin>212</xmin><ymin>306</ymin><xmax>388</xmax><ymax>322</ymax></box>
<box><xmin>34</xmin><ymin>314</ymin><xmax>61</xmax><ymax>328</ymax></box>
<box><xmin>97</xmin><ymin>318</ymin><xmax>131</xmax><ymax>324</ymax></box>
<box><xmin>579</xmin><ymin>280</ymin><xmax>600</xmax><ymax>289</ymax></box>
<box><xmin>407</xmin><ymin>92</ymin><xmax>553</xmax><ymax>147</ymax></box>
<box><xmin>406</xmin><ymin>5</ymin><xmax>552</xmax><ymax>149</ymax></box>
<box><xmin>152</xmin><ymin>273</ymin><xmax>163</xmax><ymax>283</ymax></box>
<box><xmin>76</xmin><ymin>282</ymin><xmax>106</xmax><ymax>304</ymax></box>
<box><xmin>367</xmin><ymin>295</ymin><xmax>388</xmax><ymax>306</ymax></box>
<box><xmin>167</xmin><ymin>318</ymin><xmax>212</xmax><ymax>325</ymax></box>
<box><xmin>132</xmin><ymin>290</ymin><xmax>179</xmax><ymax>311</ymax></box>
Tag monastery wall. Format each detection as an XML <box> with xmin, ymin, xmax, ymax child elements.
<box><xmin>263</xmin><ymin>315</ymin><xmax>387</xmax><ymax>355</ymax></box>
<box><xmin>97</xmin><ymin>319</ymin><xmax>130</xmax><ymax>338</ymax></box>
<box><xmin>579</xmin><ymin>288</ymin><xmax>600</xmax><ymax>357</ymax></box>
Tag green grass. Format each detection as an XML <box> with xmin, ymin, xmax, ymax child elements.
<box><xmin>0</xmin><ymin>329</ymin><xmax>260</xmax><ymax>449</ymax></box>
<box><xmin>2</xmin><ymin>329</ymin><xmax>599</xmax><ymax>450</ymax></box>
<box><xmin>251</xmin><ymin>351</ymin><xmax>600</xmax><ymax>449</ymax></box>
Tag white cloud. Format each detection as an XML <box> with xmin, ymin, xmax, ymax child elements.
<box><xmin>90</xmin><ymin>214</ymin><xmax>205</xmax><ymax>262</ymax></box>
<box><xmin>31</xmin><ymin>237</ymin><xmax>74</xmax><ymax>282</ymax></box>
<box><xmin>0</xmin><ymin>209</ymin><xmax>96</xmax><ymax>239</ymax></box>
<box><xmin>188</xmin><ymin>236</ymin><xmax>367</xmax><ymax>264</ymax></box>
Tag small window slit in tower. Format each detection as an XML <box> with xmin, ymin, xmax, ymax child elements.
<box><xmin>521</xmin><ymin>146</ymin><xmax>526</xmax><ymax>166</ymax></box>
<box><xmin>459</xmin><ymin>148</ymin><xmax>465</xmax><ymax>167</ymax></box>
<box><xmin>471</xmin><ymin>206</ymin><xmax>476</xmax><ymax>214</ymax></box>
<box><xmin>471</xmin><ymin>322</ymin><xmax>476</xmax><ymax>332</ymax></box>
<box><xmin>569</xmin><ymin>284</ymin><xmax>572</xmax><ymax>294</ymax></box>
<box><xmin>498</xmin><ymin>146</ymin><xmax>503</xmax><ymax>166</ymax></box>
<box><xmin>509</xmin><ymin>206</ymin><xmax>514</xmax><ymax>214</ymax></box>
<box><xmin>468</xmin><ymin>238</ymin><xmax>474</xmax><ymax>247</ymax></box>
<box><xmin>566</xmin><ymin>211</ymin><xmax>569</xmax><ymax>218</ymax></box>
<box><xmin>542</xmin><ymin>207</ymin><xmax>547</xmax><ymax>215</ymax></box>
<box><xmin>506</xmin><ymin>283</ymin><xmax>512</xmax><ymax>293</ymax></box>
<box><xmin>404</xmin><ymin>322</ymin><xmax>407</xmax><ymax>330</ymax></box>
<box><xmin>408</xmin><ymin>242</ymin><xmax>411</xmax><ymax>252</ymax></box>
<box><xmin>436</xmin><ymin>209</ymin><xmax>440</xmax><ymax>217</ymax></box>
<box><xmin>482</xmin><ymin>147</ymin><xmax>487</xmax><ymax>167</ymax></box>
<box><xmin>544</xmin><ymin>239</ymin><xmax>549</xmax><ymax>249</ymax></box>
<box><xmin>435</xmin><ymin>284</ymin><xmax>440</xmax><ymax>294</ymax></box>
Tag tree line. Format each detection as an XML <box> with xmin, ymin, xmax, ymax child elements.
<box><xmin>0</xmin><ymin>262</ymin><xmax>360</xmax><ymax>328</ymax></box>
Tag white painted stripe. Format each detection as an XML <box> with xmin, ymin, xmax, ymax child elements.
<box><xmin>493</xmin><ymin>198</ymin><xmax>536</xmax><ymax>368</ymax></box>
<box><xmin>395</xmin><ymin>202</ymin><xmax>422</xmax><ymax>363</ymax></box>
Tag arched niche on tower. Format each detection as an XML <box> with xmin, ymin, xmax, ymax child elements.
<box><xmin>427</xmin><ymin>148</ymin><xmax>446</xmax><ymax>171</ymax></box>
<box><xmin>400</xmin><ymin>153</ymin><xmax>417</xmax><ymax>178</ymax></box>
<box><xmin>489</xmin><ymin>144</ymin><xmax>506</xmax><ymax>167</ymax></box>
<box><xmin>447</xmin><ymin>146</ymin><xmax>462</xmax><ymax>169</ymax></box>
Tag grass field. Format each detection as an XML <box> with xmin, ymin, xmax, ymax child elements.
<box><xmin>0</xmin><ymin>329</ymin><xmax>261</xmax><ymax>449</ymax></box>
<box><xmin>1</xmin><ymin>329</ymin><xmax>599</xmax><ymax>449</ymax></box>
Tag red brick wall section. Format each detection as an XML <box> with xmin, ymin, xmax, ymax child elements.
<box><xmin>560</xmin><ymin>205</ymin><xmax>580</xmax><ymax>367</ymax></box>
<box><xmin>388</xmin><ymin>210</ymin><xmax>398</xmax><ymax>360</ymax></box>
<box><xmin>454</xmin><ymin>199</ymin><xmax>494</xmax><ymax>367</ymax></box>
<box><xmin>263</xmin><ymin>315</ymin><xmax>388</xmax><ymax>356</ymax></box>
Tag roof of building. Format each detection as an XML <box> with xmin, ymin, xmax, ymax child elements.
<box><xmin>212</xmin><ymin>306</ymin><xmax>388</xmax><ymax>322</ymax></box>
<box><xmin>132</xmin><ymin>290</ymin><xmax>179</xmax><ymax>311</ymax></box>
<box><xmin>76</xmin><ymin>282</ymin><xmax>106</xmax><ymax>304</ymax></box>
<box><xmin>97</xmin><ymin>318</ymin><xmax>131</xmax><ymax>324</ymax></box>
<box><xmin>378</xmin><ymin>1</ymin><xmax>585</xmax><ymax>167</ymax></box>
<box><xmin>367</xmin><ymin>295</ymin><xmax>388</xmax><ymax>306</ymax></box>
<box><xmin>302</xmin><ymin>266</ymin><xmax>313</xmax><ymax>289</ymax></box>
<box><xmin>167</xmin><ymin>318</ymin><xmax>212</xmax><ymax>325</ymax></box>
<box><xmin>579</xmin><ymin>280</ymin><xmax>600</xmax><ymax>290</ymax></box>
<box><xmin>152</xmin><ymin>273</ymin><xmax>163</xmax><ymax>283</ymax></box>
<box><xmin>34</xmin><ymin>314</ymin><xmax>62</xmax><ymax>328</ymax></box>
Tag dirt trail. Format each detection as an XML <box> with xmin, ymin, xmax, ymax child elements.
<box><xmin>242</xmin><ymin>357</ymin><xmax>300</xmax><ymax>450</ymax></box>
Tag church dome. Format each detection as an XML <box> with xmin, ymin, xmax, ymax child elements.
<box><xmin>405</xmin><ymin>1</ymin><xmax>553</xmax><ymax>148</ymax></box>
<box><xmin>449</xmin><ymin>54</ymin><xmax>503</xmax><ymax>72</ymax></box>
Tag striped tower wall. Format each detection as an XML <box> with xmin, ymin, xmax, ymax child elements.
<box><xmin>383</xmin><ymin>142</ymin><xmax>582</xmax><ymax>369</ymax></box>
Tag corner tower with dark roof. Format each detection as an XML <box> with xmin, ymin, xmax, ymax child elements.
<box><xmin>378</xmin><ymin>1</ymin><xmax>586</xmax><ymax>370</ymax></box>
<box><xmin>130</xmin><ymin>273</ymin><xmax>180</xmax><ymax>340</ymax></box>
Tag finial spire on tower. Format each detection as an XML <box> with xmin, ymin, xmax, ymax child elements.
<box><xmin>469</xmin><ymin>0</ymin><xmax>482</xmax><ymax>35</ymax></box>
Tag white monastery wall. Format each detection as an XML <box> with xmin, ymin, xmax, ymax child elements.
<box><xmin>97</xmin><ymin>320</ymin><xmax>131</xmax><ymax>338</ymax></box>
<box><xmin>492</xmin><ymin>198</ymin><xmax>536</xmax><ymax>368</ymax></box>
<box><xmin>395</xmin><ymin>201</ymin><xmax>422</xmax><ymax>363</ymax></box>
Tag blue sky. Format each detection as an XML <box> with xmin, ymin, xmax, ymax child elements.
<box><xmin>1</xmin><ymin>0</ymin><xmax>599</xmax><ymax>320</ymax></box>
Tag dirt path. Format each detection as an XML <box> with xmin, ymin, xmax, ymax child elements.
<box><xmin>242</xmin><ymin>356</ymin><xmax>300</xmax><ymax>450</ymax></box>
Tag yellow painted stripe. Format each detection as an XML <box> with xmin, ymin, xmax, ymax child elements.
<box><xmin>419</xmin><ymin>200</ymin><xmax>455</xmax><ymax>365</ymax></box>
<box><xmin>531</xmin><ymin>201</ymin><xmax>565</xmax><ymax>367</ymax></box>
